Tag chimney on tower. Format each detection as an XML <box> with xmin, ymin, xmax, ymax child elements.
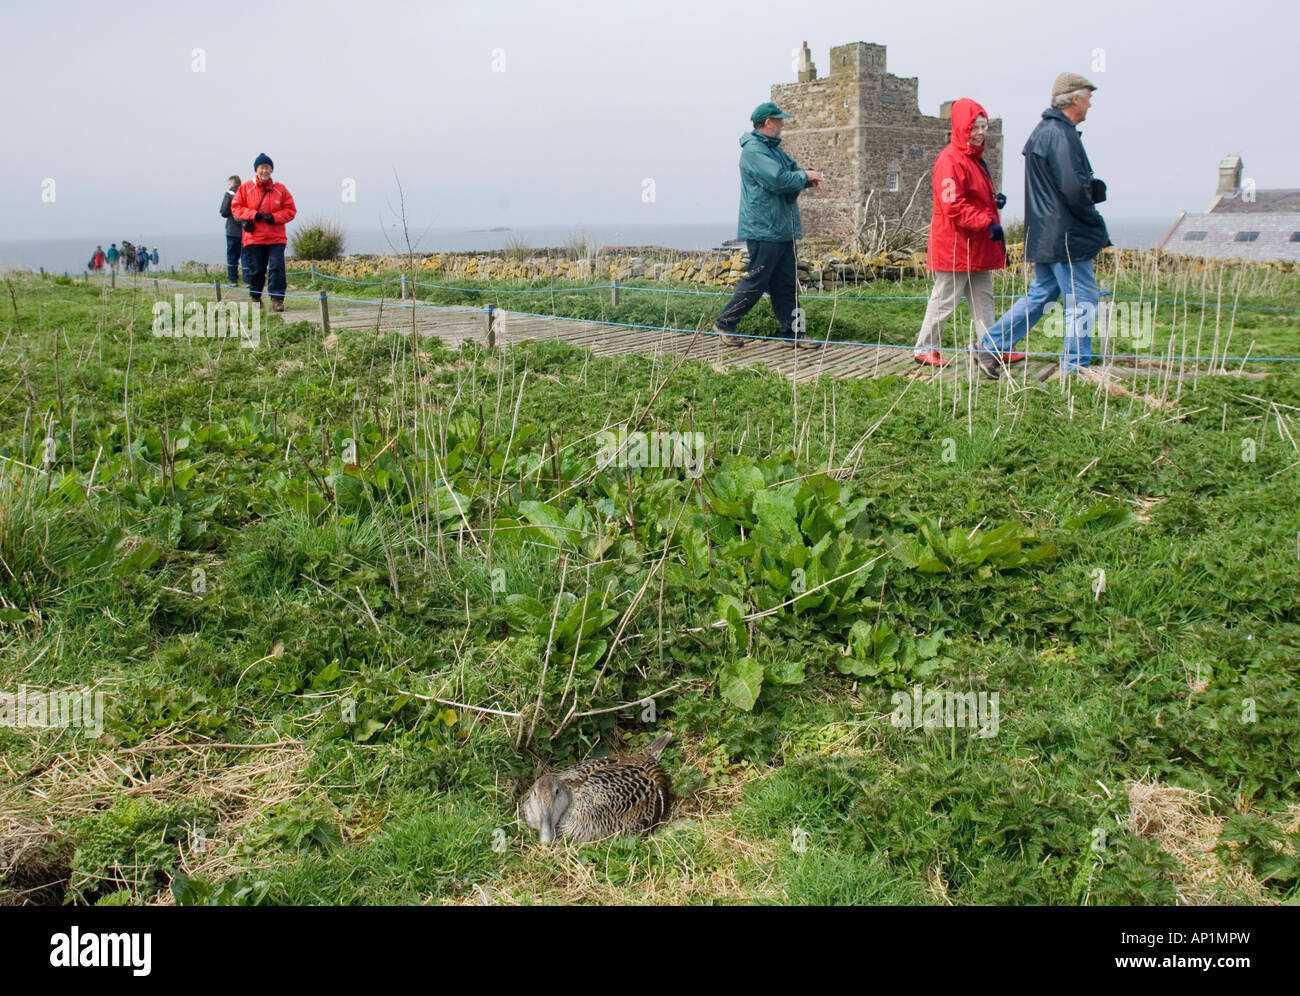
<box><xmin>1216</xmin><ymin>154</ymin><xmax>1243</xmax><ymax>196</ymax></box>
<box><xmin>797</xmin><ymin>41</ymin><xmax>817</xmax><ymax>83</ymax></box>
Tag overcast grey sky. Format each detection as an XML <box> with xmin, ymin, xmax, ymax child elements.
<box><xmin>2</xmin><ymin>0</ymin><xmax>1295</xmax><ymax>240</ymax></box>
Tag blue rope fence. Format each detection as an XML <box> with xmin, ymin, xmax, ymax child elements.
<box><xmin>286</xmin><ymin>266</ymin><xmax>1300</xmax><ymax>313</ymax></box>
<box><xmin>97</xmin><ymin>272</ymin><xmax>1300</xmax><ymax>364</ymax></box>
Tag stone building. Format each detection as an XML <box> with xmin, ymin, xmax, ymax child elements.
<box><xmin>771</xmin><ymin>41</ymin><xmax>1003</xmax><ymax>244</ymax></box>
<box><xmin>1159</xmin><ymin>155</ymin><xmax>1300</xmax><ymax>262</ymax></box>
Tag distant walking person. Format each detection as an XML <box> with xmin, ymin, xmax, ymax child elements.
<box><xmin>977</xmin><ymin>73</ymin><xmax>1110</xmax><ymax>378</ymax></box>
<box><xmin>712</xmin><ymin>102</ymin><xmax>823</xmax><ymax>348</ymax></box>
<box><xmin>90</xmin><ymin>246</ymin><xmax>106</xmax><ymax>271</ymax></box>
<box><xmin>136</xmin><ymin>244</ymin><xmax>149</xmax><ymax>273</ymax></box>
<box><xmin>913</xmin><ymin>98</ymin><xmax>1018</xmax><ymax>368</ymax></box>
<box><xmin>231</xmin><ymin>153</ymin><xmax>296</xmax><ymax>312</ymax></box>
<box><xmin>220</xmin><ymin>174</ymin><xmax>243</xmax><ymax>285</ymax></box>
<box><xmin>106</xmin><ymin>243</ymin><xmax>119</xmax><ymax>273</ymax></box>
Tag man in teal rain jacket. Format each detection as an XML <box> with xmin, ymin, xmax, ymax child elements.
<box><xmin>713</xmin><ymin>102</ymin><xmax>822</xmax><ymax>347</ymax></box>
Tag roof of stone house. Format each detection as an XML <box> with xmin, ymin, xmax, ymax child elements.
<box><xmin>1210</xmin><ymin>189</ymin><xmax>1300</xmax><ymax>213</ymax></box>
<box><xmin>1160</xmin><ymin>212</ymin><xmax>1300</xmax><ymax>261</ymax></box>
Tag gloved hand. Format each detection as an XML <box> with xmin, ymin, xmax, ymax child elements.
<box><xmin>1090</xmin><ymin>179</ymin><xmax>1107</xmax><ymax>203</ymax></box>
<box><xmin>994</xmin><ymin>193</ymin><xmax>1006</xmax><ymax>209</ymax></box>
<box><xmin>988</xmin><ymin>223</ymin><xmax>1004</xmax><ymax>242</ymax></box>
<box><xmin>257</xmin><ymin>212</ymin><xmax>275</xmax><ymax>224</ymax></box>
<box><xmin>242</xmin><ymin>218</ymin><xmax>256</xmax><ymax>232</ymax></box>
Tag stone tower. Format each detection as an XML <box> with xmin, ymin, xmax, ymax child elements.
<box><xmin>772</xmin><ymin>42</ymin><xmax>1003</xmax><ymax>243</ymax></box>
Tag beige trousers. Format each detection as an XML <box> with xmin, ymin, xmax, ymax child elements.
<box><xmin>913</xmin><ymin>270</ymin><xmax>995</xmax><ymax>353</ymax></box>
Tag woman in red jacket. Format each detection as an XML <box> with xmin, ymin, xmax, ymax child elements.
<box><xmin>913</xmin><ymin>99</ymin><xmax>1021</xmax><ymax>367</ymax></box>
<box><xmin>231</xmin><ymin>153</ymin><xmax>296</xmax><ymax>312</ymax></box>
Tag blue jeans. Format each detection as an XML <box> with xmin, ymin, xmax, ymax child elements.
<box><xmin>241</xmin><ymin>243</ymin><xmax>286</xmax><ymax>302</ymax></box>
<box><xmin>981</xmin><ymin>259</ymin><xmax>1098</xmax><ymax>372</ymax></box>
<box><xmin>714</xmin><ymin>240</ymin><xmax>798</xmax><ymax>337</ymax></box>
<box><xmin>226</xmin><ymin>235</ymin><xmax>243</xmax><ymax>284</ymax></box>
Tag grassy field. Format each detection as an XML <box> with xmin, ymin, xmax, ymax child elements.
<box><xmin>2</xmin><ymin>264</ymin><xmax>1299</xmax><ymax>906</ymax></box>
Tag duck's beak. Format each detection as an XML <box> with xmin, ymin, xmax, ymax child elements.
<box><xmin>539</xmin><ymin>816</ymin><xmax>554</xmax><ymax>846</ymax></box>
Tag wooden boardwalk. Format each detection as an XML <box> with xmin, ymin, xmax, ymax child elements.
<box><xmin>314</xmin><ymin>298</ymin><xmax>1177</xmax><ymax>385</ymax></box>
<box><xmin>131</xmin><ymin>278</ymin><xmax>1215</xmax><ymax>386</ymax></box>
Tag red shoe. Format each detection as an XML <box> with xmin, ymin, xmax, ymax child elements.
<box><xmin>913</xmin><ymin>349</ymin><xmax>949</xmax><ymax>367</ymax></box>
<box><xmin>1001</xmin><ymin>352</ymin><xmax>1026</xmax><ymax>363</ymax></box>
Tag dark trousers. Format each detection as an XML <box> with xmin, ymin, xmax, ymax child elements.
<box><xmin>241</xmin><ymin>243</ymin><xmax>286</xmax><ymax>302</ymax></box>
<box><xmin>226</xmin><ymin>235</ymin><xmax>243</xmax><ymax>284</ymax></box>
<box><xmin>714</xmin><ymin>240</ymin><xmax>798</xmax><ymax>336</ymax></box>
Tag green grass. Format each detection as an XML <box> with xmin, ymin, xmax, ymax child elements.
<box><xmin>1</xmin><ymin>268</ymin><xmax>1299</xmax><ymax>906</ymax></box>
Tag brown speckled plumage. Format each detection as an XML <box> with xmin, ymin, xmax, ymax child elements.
<box><xmin>522</xmin><ymin>733</ymin><xmax>673</xmax><ymax>845</ymax></box>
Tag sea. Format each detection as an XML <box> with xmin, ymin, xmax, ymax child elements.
<box><xmin>0</xmin><ymin>219</ymin><xmax>1177</xmax><ymax>276</ymax></box>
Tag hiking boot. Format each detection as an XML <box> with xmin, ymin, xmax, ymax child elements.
<box><xmin>976</xmin><ymin>347</ymin><xmax>1002</xmax><ymax>379</ymax></box>
<box><xmin>714</xmin><ymin>324</ymin><xmax>743</xmax><ymax>348</ymax></box>
<box><xmin>795</xmin><ymin>333</ymin><xmax>823</xmax><ymax>350</ymax></box>
<box><xmin>1002</xmin><ymin>352</ymin><xmax>1027</xmax><ymax>363</ymax></box>
<box><xmin>272</xmin><ymin>297</ymin><xmax>284</xmax><ymax>313</ymax></box>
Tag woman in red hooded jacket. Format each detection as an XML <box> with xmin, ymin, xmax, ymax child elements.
<box><xmin>912</xmin><ymin>99</ymin><xmax>1022</xmax><ymax>367</ymax></box>
<box><xmin>231</xmin><ymin>152</ymin><xmax>296</xmax><ymax>312</ymax></box>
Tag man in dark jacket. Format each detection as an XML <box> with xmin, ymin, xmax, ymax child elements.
<box><xmin>977</xmin><ymin>73</ymin><xmax>1110</xmax><ymax>377</ymax></box>
<box><xmin>712</xmin><ymin>102</ymin><xmax>822</xmax><ymax>348</ymax></box>
<box><xmin>220</xmin><ymin>174</ymin><xmax>242</xmax><ymax>285</ymax></box>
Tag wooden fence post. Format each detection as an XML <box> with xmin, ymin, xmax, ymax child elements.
<box><xmin>214</xmin><ymin>281</ymin><xmax>222</xmax><ymax>303</ymax></box>
<box><xmin>319</xmin><ymin>291</ymin><xmax>331</xmax><ymax>338</ymax></box>
<box><xmin>611</xmin><ymin>279</ymin><xmax>619</xmax><ymax>308</ymax></box>
<box><xmin>1098</xmin><ymin>280</ymin><xmax>1112</xmax><ymax>365</ymax></box>
<box><xmin>486</xmin><ymin>305</ymin><xmax>496</xmax><ymax>348</ymax></box>
<box><xmin>401</xmin><ymin>274</ymin><xmax>408</xmax><ymax>301</ymax></box>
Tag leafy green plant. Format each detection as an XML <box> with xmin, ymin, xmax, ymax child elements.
<box><xmin>887</xmin><ymin>515</ymin><xmax>1056</xmax><ymax>576</ymax></box>
<box><xmin>838</xmin><ymin>622</ymin><xmax>948</xmax><ymax>686</ymax></box>
<box><xmin>68</xmin><ymin>797</ymin><xmax>212</xmax><ymax>903</ymax></box>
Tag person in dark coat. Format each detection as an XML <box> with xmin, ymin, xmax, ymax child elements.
<box><xmin>220</xmin><ymin>175</ymin><xmax>243</xmax><ymax>285</ymax></box>
<box><xmin>712</xmin><ymin>102</ymin><xmax>823</xmax><ymax>348</ymax></box>
<box><xmin>977</xmin><ymin>73</ymin><xmax>1110</xmax><ymax>377</ymax></box>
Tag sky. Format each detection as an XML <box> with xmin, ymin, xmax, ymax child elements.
<box><xmin>2</xmin><ymin>0</ymin><xmax>1296</xmax><ymax>240</ymax></box>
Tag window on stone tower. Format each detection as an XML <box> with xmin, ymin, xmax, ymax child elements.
<box><xmin>1234</xmin><ymin>231</ymin><xmax>1259</xmax><ymax>242</ymax></box>
<box><xmin>888</xmin><ymin>171</ymin><xmax>900</xmax><ymax>193</ymax></box>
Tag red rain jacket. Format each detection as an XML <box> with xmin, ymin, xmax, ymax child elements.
<box><xmin>926</xmin><ymin>98</ymin><xmax>1004</xmax><ymax>273</ymax></box>
<box><xmin>231</xmin><ymin>177</ymin><xmax>297</xmax><ymax>246</ymax></box>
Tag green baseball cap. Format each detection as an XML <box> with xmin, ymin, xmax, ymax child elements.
<box><xmin>751</xmin><ymin>101</ymin><xmax>791</xmax><ymax>123</ymax></box>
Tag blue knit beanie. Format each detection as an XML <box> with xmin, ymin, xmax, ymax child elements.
<box><xmin>253</xmin><ymin>153</ymin><xmax>273</xmax><ymax>169</ymax></box>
